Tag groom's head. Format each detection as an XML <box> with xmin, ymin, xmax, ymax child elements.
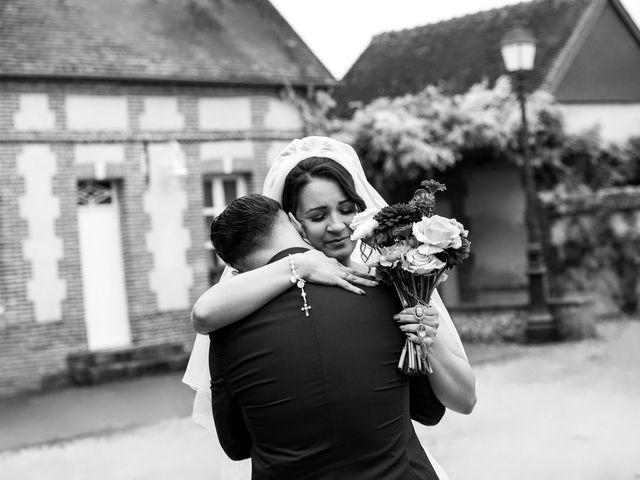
<box><xmin>211</xmin><ymin>194</ymin><xmax>294</xmax><ymax>272</ymax></box>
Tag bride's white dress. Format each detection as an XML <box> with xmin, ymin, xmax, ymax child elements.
<box><xmin>183</xmin><ymin>136</ymin><xmax>469</xmax><ymax>480</ymax></box>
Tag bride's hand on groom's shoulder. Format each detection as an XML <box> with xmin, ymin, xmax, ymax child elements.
<box><xmin>293</xmin><ymin>250</ymin><xmax>379</xmax><ymax>295</ymax></box>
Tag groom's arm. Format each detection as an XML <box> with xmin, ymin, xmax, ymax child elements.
<box><xmin>211</xmin><ymin>375</ymin><xmax>252</xmax><ymax>460</ymax></box>
<box><xmin>409</xmin><ymin>376</ymin><xmax>446</xmax><ymax>426</ymax></box>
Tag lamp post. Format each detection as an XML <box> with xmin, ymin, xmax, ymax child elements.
<box><xmin>500</xmin><ymin>28</ymin><xmax>557</xmax><ymax>342</ymax></box>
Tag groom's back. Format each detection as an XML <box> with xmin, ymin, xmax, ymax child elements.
<box><xmin>210</xmin><ymin>252</ymin><xmax>437</xmax><ymax>479</ymax></box>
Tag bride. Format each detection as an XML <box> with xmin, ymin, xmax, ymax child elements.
<box><xmin>183</xmin><ymin>136</ymin><xmax>476</xmax><ymax>479</ymax></box>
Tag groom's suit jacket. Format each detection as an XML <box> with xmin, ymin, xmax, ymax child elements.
<box><xmin>210</xmin><ymin>247</ymin><xmax>444</xmax><ymax>480</ymax></box>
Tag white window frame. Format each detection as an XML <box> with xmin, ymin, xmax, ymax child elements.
<box><xmin>202</xmin><ymin>175</ymin><xmax>249</xmax><ymax>281</ymax></box>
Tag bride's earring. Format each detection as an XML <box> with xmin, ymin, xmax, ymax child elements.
<box><xmin>288</xmin><ymin>212</ymin><xmax>311</xmax><ymax>245</ymax></box>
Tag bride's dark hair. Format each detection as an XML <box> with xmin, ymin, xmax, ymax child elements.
<box><xmin>281</xmin><ymin>157</ymin><xmax>366</xmax><ymax>215</ymax></box>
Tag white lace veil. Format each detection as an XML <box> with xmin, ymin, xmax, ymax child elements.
<box><xmin>182</xmin><ymin>136</ymin><xmax>467</xmax><ymax>432</ymax></box>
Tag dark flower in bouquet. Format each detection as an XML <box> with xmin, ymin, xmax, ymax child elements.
<box><xmin>350</xmin><ymin>180</ymin><xmax>470</xmax><ymax>374</ymax></box>
<box><xmin>370</xmin><ymin>203</ymin><xmax>422</xmax><ymax>246</ymax></box>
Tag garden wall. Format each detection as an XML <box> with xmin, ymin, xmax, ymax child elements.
<box><xmin>543</xmin><ymin>186</ymin><xmax>640</xmax><ymax>316</ymax></box>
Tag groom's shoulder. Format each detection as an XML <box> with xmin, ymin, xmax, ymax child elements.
<box><xmin>312</xmin><ymin>281</ymin><xmax>396</xmax><ymax>300</ymax></box>
<box><xmin>215</xmin><ymin>281</ymin><xmax>399</xmax><ymax>338</ymax></box>
<box><xmin>306</xmin><ymin>281</ymin><xmax>400</xmax><ymax>318</ymax></box>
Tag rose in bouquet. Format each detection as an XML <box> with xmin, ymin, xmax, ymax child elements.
<box><xmin>350</xmin><ymin>180</ymin><xmax>470</xmax><ymax>374</ymax></box>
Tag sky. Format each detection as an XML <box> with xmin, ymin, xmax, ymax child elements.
<box><xmin>270</xmin><ymin>0</ymin><xmax>640</xmax><ymax>80</ymax></box>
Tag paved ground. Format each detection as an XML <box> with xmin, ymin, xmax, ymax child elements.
<box><xmin>421</xmin><ymin>319</ymin><xmax>640</xmax><ymax>480</ymax></box>
<box><xmin>0</xmin><ymin>340</ymin><xmax>522</xmax><ymax>453</ymax></box>
<box><xmin>1</xmin><ymin>320</ymin><xmax>638</xmax><ymax>480</ymax></box>
<box><xmin>0</xmin><ymin>371</ymin><xmax>194</xmax><ymax>452</ymax></box>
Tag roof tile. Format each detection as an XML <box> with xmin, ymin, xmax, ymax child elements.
<box><xmin>335</xmin><ymin>0</ymin><xmax>594</xmax><ymax>115</ymax></box>
<box><xmin>0</xmin><ymin>0</ymin><xmax>334</xmax><ymax>86</ymax></box>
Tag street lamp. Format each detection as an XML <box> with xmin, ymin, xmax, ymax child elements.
<box><xmin>500</xmin><ymin>28</ymin><xmax>557</xmax><ymax>342</ymax></box>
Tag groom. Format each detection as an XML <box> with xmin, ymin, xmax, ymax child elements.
<box><xmin>209</xmin><ymin>194</ymin><xmax>444</xmax><ymax>479</ymax></box>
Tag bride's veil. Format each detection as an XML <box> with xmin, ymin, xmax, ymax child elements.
<box><xmin>182</xmin><ymin>136</ymin><xmax>467</xmax><ymax>432</ymax></box>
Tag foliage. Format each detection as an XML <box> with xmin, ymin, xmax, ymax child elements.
<box><xmin>625</xmin><ymin>136</ymin><xmax>640</xmax><ymax>184</ymax></box>
<box><xmin>538</xmin><ymin>136</ymin><xmax>640</xmax><ymax>314</ymax></box>
<box><xmin>298</xmin><ymin>76</ymin><xmax>640</xmax><ymax>314</ymax></box>
<box><xmin>338</xmin><ymin>76</ymin><xmax>564</xmax><ymax>200</ymax></box>
<box><xmin>335</xmin><ymin>76</ymin><xmax>639</xmax><ymax>199</ymax></box>
<box><xmin>537</xmin><ymin>133</ymin><xmax>640</xmax><ymax>198</ymax></box>
<box><xmin>553</xmin><ymin>211</ymin><xmax>640</xmax><ymax>315</ymax></box>
<box><xmin>282</xmin><ymin>86</ymin><xmax>340</xmax><ymax>136</ymax></box>
<box><xmin>338</xmin><ymin>90</ymin><xmax>457</xmax><ymax>200</ymax></box>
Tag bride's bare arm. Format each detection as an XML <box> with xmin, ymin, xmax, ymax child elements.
<box><xmin>396</xmin><ymin>306</ymin><xmax>477</xmax><ymax>414</ymax></box>
<box><xmin>425</xmin><ymin>332</ymin><xmax>477</xmax><ymax>414</ymax></box>
<box><xmin>191</xmin><ymin>259</ymin><xmax>295</xmax><ymax>334</ymax></box>
<box><xmin>192</xmin><ymin>250</ymin><xmax>378</xmax><ymax>334</ymax></box>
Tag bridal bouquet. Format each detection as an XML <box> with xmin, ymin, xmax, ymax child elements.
<box><xmin>350</xmin><ymin>180</ymin><xmax>470</xmax><ymax>375</ymax></box>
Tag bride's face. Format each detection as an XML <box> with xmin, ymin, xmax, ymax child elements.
<box><xmin>295</xmin><ymin>177</ymin><xmax>358</xmax><ymax>265</ymax></box>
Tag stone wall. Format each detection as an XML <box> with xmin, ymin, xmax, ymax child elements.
<box><xmin>450</xmin><ymin>296</ymin><xmax>595</xmax><ymax>343</ymax></box>
<box><xmin>543</xmin><ymin>186</ymin><xmax>640</xmax><ymax>316</ymax></box>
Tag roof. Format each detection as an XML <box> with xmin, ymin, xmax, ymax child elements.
<box><xmin>0</xmin><ymin>0</ymin><xmax>335</xmax><ymax>86</ymax></box>
<box><xmin>335</xmin><ymin>0</ymin><xmax>623</xmax><ymax>115</ymax></box>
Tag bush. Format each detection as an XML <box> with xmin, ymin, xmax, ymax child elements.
<box><xmin>452</xmin><ymin>308</ymin><xmax>527</xmax><ymax>343</ymax></box>
<box><xmin>551</xmin><ymin>208</ymin><xmax>640</xmax><ymax>315</ymax></box>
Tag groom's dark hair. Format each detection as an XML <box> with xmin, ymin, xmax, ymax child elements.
<box><xmin>210</xmin><ymin>194</ymin><xmax>282</xmax><ymax>270</ymax></box>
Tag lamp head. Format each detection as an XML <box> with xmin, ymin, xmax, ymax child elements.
<box><xmin>501</xmin><ymin>27</ymin><xmax>537</xmax><ymax>72</ymax></box>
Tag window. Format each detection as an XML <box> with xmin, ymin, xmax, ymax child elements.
<box><xmin>77</xmin><ymin>180</ymin><xmax>114</xmax><ymax>206</ymax></box>
<box><xmin>202</xmin><ymin>175</ymin><xmax>248</xmax><ymax>284</ymax></box>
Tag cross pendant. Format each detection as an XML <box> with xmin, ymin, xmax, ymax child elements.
<box><xmin>301</xmin><ymin>304</ymin><xmax>311</xmax><ymax>316</ymax></box>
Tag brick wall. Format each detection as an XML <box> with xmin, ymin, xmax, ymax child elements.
<box><xmin>0</xmin><ymin>79</ymin><xmax>306</xmax><ymax>397</ymax></box>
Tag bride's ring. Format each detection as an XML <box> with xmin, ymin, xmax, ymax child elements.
<box><xmin>416</xmin><ymin>322</ymin><xmax>428</xmax><ymax>338</ymax></box>
<box><xmin>413</xmin><ymin>305</ymin><xmax>426</xmax><ymax>321</ymax></box>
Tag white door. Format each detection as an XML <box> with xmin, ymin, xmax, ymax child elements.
<box><xmin>77</xmin><ymin>181</ymin><xmax>131</xmax><ymax>350</ymax></box>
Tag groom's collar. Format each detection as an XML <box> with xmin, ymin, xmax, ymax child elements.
<box><xmin>267</xmin><ymin>247</ymin><xmax>310</xmax><ymax>265</ymax></box>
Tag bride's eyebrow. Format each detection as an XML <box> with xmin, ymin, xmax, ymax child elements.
<box><xmin>303</xmin><ymin>205</ymin><xmax>327</xmax><ymax>215</ymax></box>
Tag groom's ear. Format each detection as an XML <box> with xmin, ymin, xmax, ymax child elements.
<box><xmin>288</xmin><ymin>212</ymin><xmax>306</xmax><ymax>238</ymax></box>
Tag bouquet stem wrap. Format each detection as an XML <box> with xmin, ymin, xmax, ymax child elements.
<box><xmin>389</xmin><ymin>268</ymin><xmax>447</xmax><ymax>375</ymax></box>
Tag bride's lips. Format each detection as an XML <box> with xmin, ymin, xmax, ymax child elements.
<box><xmin>325</xmin><ymin>236</ymin><xmax>350</xmax><ymax>246</ymax></box>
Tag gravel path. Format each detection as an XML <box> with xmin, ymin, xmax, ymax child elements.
<box><xmin>1</xmin><ymin>320</ymin><xmax>638</xmax><ymax>480</ymax></box>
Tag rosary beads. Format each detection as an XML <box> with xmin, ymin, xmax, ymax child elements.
<box><xmin>288</xmin><ymin>254</ymin><xmax>311</xmax><ymax>316</ymax></box>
